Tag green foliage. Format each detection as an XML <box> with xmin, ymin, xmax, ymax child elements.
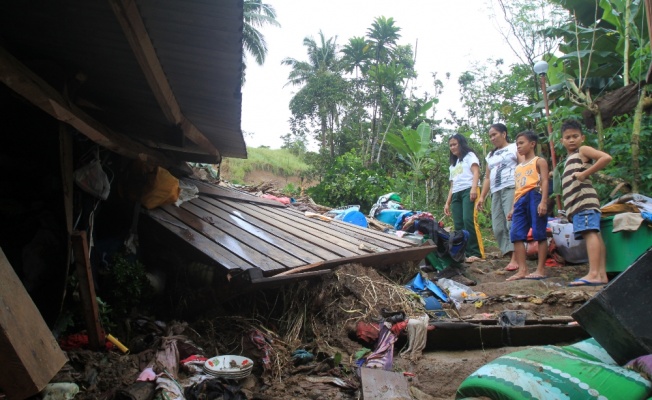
<box><xmin>282</xmin><ymin>182</ymin><xmax>301</xmax><ymax>197</ymax></box>
<box><xmin>221</xmin><ymin>147</ymin><xmax>310</xmax><ymax>182</ymax></box>
<box><xmin>103</xmin><ymin>253</ymin><xmax>153</xmax><ymax>320</ymax></box>
<box><xmin>307</xmin><ymin>151</ymin><xmax>395</xmax><ymax>212</ymax></box>
<box><xmin>601</xmin><ymin>114</ymin><xmax>652</xmax><ymax>196</ymax></box>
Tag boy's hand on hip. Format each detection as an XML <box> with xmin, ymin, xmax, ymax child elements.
<box><xmin>572</xmin><ymin>172</ymin><xmax>585</xmax><ymax>182</ymax></box>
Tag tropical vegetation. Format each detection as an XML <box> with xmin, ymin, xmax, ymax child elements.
<box><xmin>240</xmin><ymin>0</ymin><xmax>652</xmax><ymax>226</ymax></box>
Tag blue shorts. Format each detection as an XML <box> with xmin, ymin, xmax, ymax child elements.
<box><xmin>510</xmin><ymin>190</ymin><xmax>547</xmax><ymax>242</ymax></box>
<box><xmin>572</xmin><ymin>209</ymin><xmax>601</xmax><ymax>240</ymax></box>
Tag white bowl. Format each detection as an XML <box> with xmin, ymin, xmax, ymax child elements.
<box><xmin>204</xmin><ymin>355</ymin><xmax>254</xmax><ymax>373</ymax></box>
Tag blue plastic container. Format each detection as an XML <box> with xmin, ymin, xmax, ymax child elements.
<box><xmin>336</xmin><ymin>210</ymin><xmax>368</xmax><ymax>228</ymax></box>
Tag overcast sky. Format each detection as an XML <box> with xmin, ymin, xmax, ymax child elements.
<box><xmin>240</xmin><ymin>0</ymin><xmax>519</xmax><ymax>150</ymax></box>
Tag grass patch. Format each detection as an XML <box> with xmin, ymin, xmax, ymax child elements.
<box><xmin>221</xmin><ymin>147</ymin><xmax>310</xmax><ymax>182</ymax></box>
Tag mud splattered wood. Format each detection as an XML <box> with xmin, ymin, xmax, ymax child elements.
<box><xmin>361</xmin><ymin>368</ymin><xmax>411</xmax><ymax>399</ymax></box>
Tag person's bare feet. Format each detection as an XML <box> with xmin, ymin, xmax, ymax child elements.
<box><xmin>465</xmin><ymin>256</ymin><xmax>484</xmax><ymax>263</ymax></box>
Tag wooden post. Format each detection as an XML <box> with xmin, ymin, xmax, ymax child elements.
<box><xmin>71</xmin><ymin>231</ymin><xmax>105</xmax><ymax>350</ymax></box>
<box><xmin>0</xmin><ymin>247</ymin><xmax>67</xmax><ymax>399</ymax></box>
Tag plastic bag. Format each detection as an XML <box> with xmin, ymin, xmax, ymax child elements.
<box><xmin>73</xmin><ymin>159</ymin><xmax>111</xmax><ymax>200</ymax></box>
<box><xmin>141</xmin><ymin>167</ymin><xmax>179</xmax><ymax>209</ymax></box>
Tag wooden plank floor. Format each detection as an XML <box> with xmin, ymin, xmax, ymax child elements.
<box><xmin>144</xmin><ymin>184</ymin><xmax>432</xmax><ymax>278</ymax></box>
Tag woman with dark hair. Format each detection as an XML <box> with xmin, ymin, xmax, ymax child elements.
<box><xmin>477</xmin><ymin>123</ymin><xmax>520</xmax><ymax>271</ymax></box>
<box><xmin>444</xmin><ymin>134</ymin><xmax>485</xmax><ymax>262</ymax></box>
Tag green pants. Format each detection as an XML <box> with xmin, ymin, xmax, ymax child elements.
<box><xmin>451</xmin><ymin>187</ymin><xmax>484</xmax><ymax>258</ymax></box>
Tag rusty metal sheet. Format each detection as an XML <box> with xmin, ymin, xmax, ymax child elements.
<box><xmin>361</xmin><ymin>368</ymin><xmax>411</xmax><ymax>400</ymax></box>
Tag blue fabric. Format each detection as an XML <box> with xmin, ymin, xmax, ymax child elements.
<box><xmin>571</xmin><ymin>209</ymin><xmax>601</xmax><ymax>240</ymax></box>
<box><xmin>510</xmin><ymin>190</ymin><xmax>547</xmax><ymax>242</ymax></box>
<box><xmin>642</xmin><ymin>211</ymin><xmax>652</xmax><ymax>223</ymax></box>
<box><xmin>394</xmin><ymin>211</ymin><xmax>415</xmax><ymax>230</ymax></box>
<box><xmin>405</xmin><ymin>273</ymin><xmax>449</xmax><ymax>302</ymax></box>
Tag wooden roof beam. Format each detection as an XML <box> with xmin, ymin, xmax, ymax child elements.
<box><xmin>110</xmin><ymin>0</ymin><xmax>222</xmax><ymax>162</ymax></box>
<box><xmin>0</xmin><ymin>46</ymin><xmax>171</xmax><ymax>166</ymax></box>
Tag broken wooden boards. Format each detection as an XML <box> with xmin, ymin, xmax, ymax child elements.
<box><xmin>361</xmin><ymin>368</ymin><xmax>411</xmax><ymax>399</ymax></box>
<box><xmin>0</xmin><ymin>247</ymin><xmax>67</xmax><ymax>399</ymax></box>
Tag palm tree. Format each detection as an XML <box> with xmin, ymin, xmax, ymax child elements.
<box><xmin>366</xmin><ymin>17</ymin><xmax>401</xmax><ymax>163</ymax></box>
<box><xmin>341</xmin><ymin>36</ymin><xmax>370</xmax><ymax>79</ymax></box>
<box><xmin>242</xmin><ymin>0</ymin><xmax>280</xmax><ymax>84</ymax></box>
<box><xmin>282</xmin><ymin>31</ymin><xmax>345</xmax><ymax>155</ymax></box>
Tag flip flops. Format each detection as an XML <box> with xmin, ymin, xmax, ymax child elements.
<box><xmin>568</xmin><ymin>279</ymin><xmax>606</xmax><ymax>287</ymax></box>
<box><xmin>504</xmin><ymin>264</ymin><xmax>519</xmax><ymax>271</ymax></box>
<box><xmin>506</xmin><ymin>273</ymin><xmax>547</xmax><ymax>281</ymax></box>
<box><xmin>524</xmin><ymin>274</ymin><xmax>547</xmax><ymax>280</ymax></box>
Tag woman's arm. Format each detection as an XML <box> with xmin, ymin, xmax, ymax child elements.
<box><xmin>470</xmin><ymin>163</ymin><xmax>480</xmax><ymax>202</ymax></box>
<box><xmin>444</xmin><ymin>183</ymin><xmax>453</xmax><ymax>216</ymax></box>
<box><xmin>477</xmin><ymin>165</ymin><xmax>491</xmax><ymax>210</ymax></box>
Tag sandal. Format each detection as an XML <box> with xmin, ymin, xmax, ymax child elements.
<box><xmin>504</xmin><ymin>264</ymin><xmax>519</xmax><ymax>271</ymax></box>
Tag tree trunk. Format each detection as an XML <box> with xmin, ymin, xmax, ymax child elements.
<box><xmin>631</xmin><ymin>89</ymin><xmax>646</xmax><ymax>193</ymax></box>
<box><xmin>594</xmin><ymin>107</ymin><xmax>605</xmax><ymax>150</ymax></box>
<box><xmin>320</xmin><ymin>112</ymin><xmax>327</xmax><ymax>152</ymax></box>
<box><xmin>624</xmin><ymin>0</ymin><xmax>631</xmax><ymax>86</ymax></box>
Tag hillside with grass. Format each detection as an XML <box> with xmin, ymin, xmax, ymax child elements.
<box><xmin>220</xmin><ymin>147</ymin><xmax>313</xmax><ymax>190</ymax></box>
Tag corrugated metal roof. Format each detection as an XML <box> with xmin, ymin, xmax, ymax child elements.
<box><xmin>142</xmin><ymin>182</ymin><xmax>435</xmax><ymax>284</ymax></box>
<box><xmin>0</xmin><ymin>0</ymin><xmax>246</xmax><ymax>159</ymax></box>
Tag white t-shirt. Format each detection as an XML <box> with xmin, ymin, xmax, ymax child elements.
<box><xmin>449</xmin><ymin>152</ymin><xmax>480</xmax><ymax>194</ymax></box>
<box><xmin>485</xmin><ymin>142</ymin><xmax>518</xmax><ymax>193</ymax></box>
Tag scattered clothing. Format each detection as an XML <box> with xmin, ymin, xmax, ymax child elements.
<box><xmin>363</xmin><ymin>324</ymin><xmax>397</xmax><ymax>371</ymax></box>
<box><xmin>400</xmin><ymin>315</ymin><xmax>429</xmax><ymax>362</ymax></box>
<box><xmin>613</xmin><ymin>212</ymin><xmax>644</xmax><ymax>233</ymax></box>
<box><xmin>356</xmin><ymin>321</ymin><xmax>380</xmax><ymax>344</ymax></box>
<box><xmin>249</xmin><ymin>329</ymin><xmax>273</xmax><ymax>370</ymax></box>
<box><xmin>626</xmin><ymin>355</ymin><xmax>652</xmax><ymax>381</ymax></box>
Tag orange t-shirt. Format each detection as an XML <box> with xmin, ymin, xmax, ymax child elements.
<box><xmin>513</xmin><ymin>156</ymin><xmax>541</xmax><ymax>203</ymax></box>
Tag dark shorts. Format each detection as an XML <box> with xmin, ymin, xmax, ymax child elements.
<box><xmin>572</xmin><ymin>209</ymin><xmax>601</xmax><ymax>240</ymax></box>
<box><xmin>510</xmin><ymin>190</ymin><xmax>548</xmax><ymax>242</ymax></box>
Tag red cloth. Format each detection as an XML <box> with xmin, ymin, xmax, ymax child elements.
<box><xmin>356</xmin><ymin>321</ymin><xmax>380</xmax><ymax>343</ymax></box>
<box><xmin>390</xmin><ymin>320</ymin><xmax>409</xmax><ymax>336</ymax></box>
<box><xmin>59</xmin><ymin>333</ymin><xmax>114</xmax><ymax>351</ymax></box>
<box><xmin>261</xmin><ymin>194</ymin><xmax>291</xmax><ymax>205</ymax></box>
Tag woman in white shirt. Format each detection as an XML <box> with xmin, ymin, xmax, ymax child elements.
<box><xmin>444</xmin><ymin>134</ymin><xmax>485</xmax><ymax>262</ymax></box>
<box><xmin>476</xmin><ymin>123</ymin><xmax>520</xmax><ymax>270</ymax></box>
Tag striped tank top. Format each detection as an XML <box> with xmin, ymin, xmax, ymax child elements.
<box><xmin>562</xmin><ymin>150</ymin><xmax>600</xmax><ymax>218</ymax></box>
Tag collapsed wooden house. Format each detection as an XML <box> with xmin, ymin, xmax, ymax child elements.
<box><xmin>0</xmin><ymin>2</ymin><xmax>432</xmax><ymax>397</ymax></box>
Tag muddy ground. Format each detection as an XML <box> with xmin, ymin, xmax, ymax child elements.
<box><xmin>46</xmin><ymin>248</ymin><xmax>604</xmax><ymax>400</ymax></box>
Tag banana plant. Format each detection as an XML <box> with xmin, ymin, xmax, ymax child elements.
<box><xmin>385</xmin><ymin>122</ymin><xmax>432</xmax><ymax>207</ymax></box>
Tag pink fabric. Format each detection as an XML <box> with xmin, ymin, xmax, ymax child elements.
<box><xmin>261</xmin><ymin>194</ymin><xmax>291</xmax><ymax>205</ymax></box>
<box><xmin>136</xmin><ymin>367</ymin><xmax>156</xmax><ymax>382</ymax></box>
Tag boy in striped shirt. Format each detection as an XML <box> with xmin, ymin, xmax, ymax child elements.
<box><xmin>561</xmin><ymin>119</ymin><xmax>612</xmax><ymax>287</ymax></box>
